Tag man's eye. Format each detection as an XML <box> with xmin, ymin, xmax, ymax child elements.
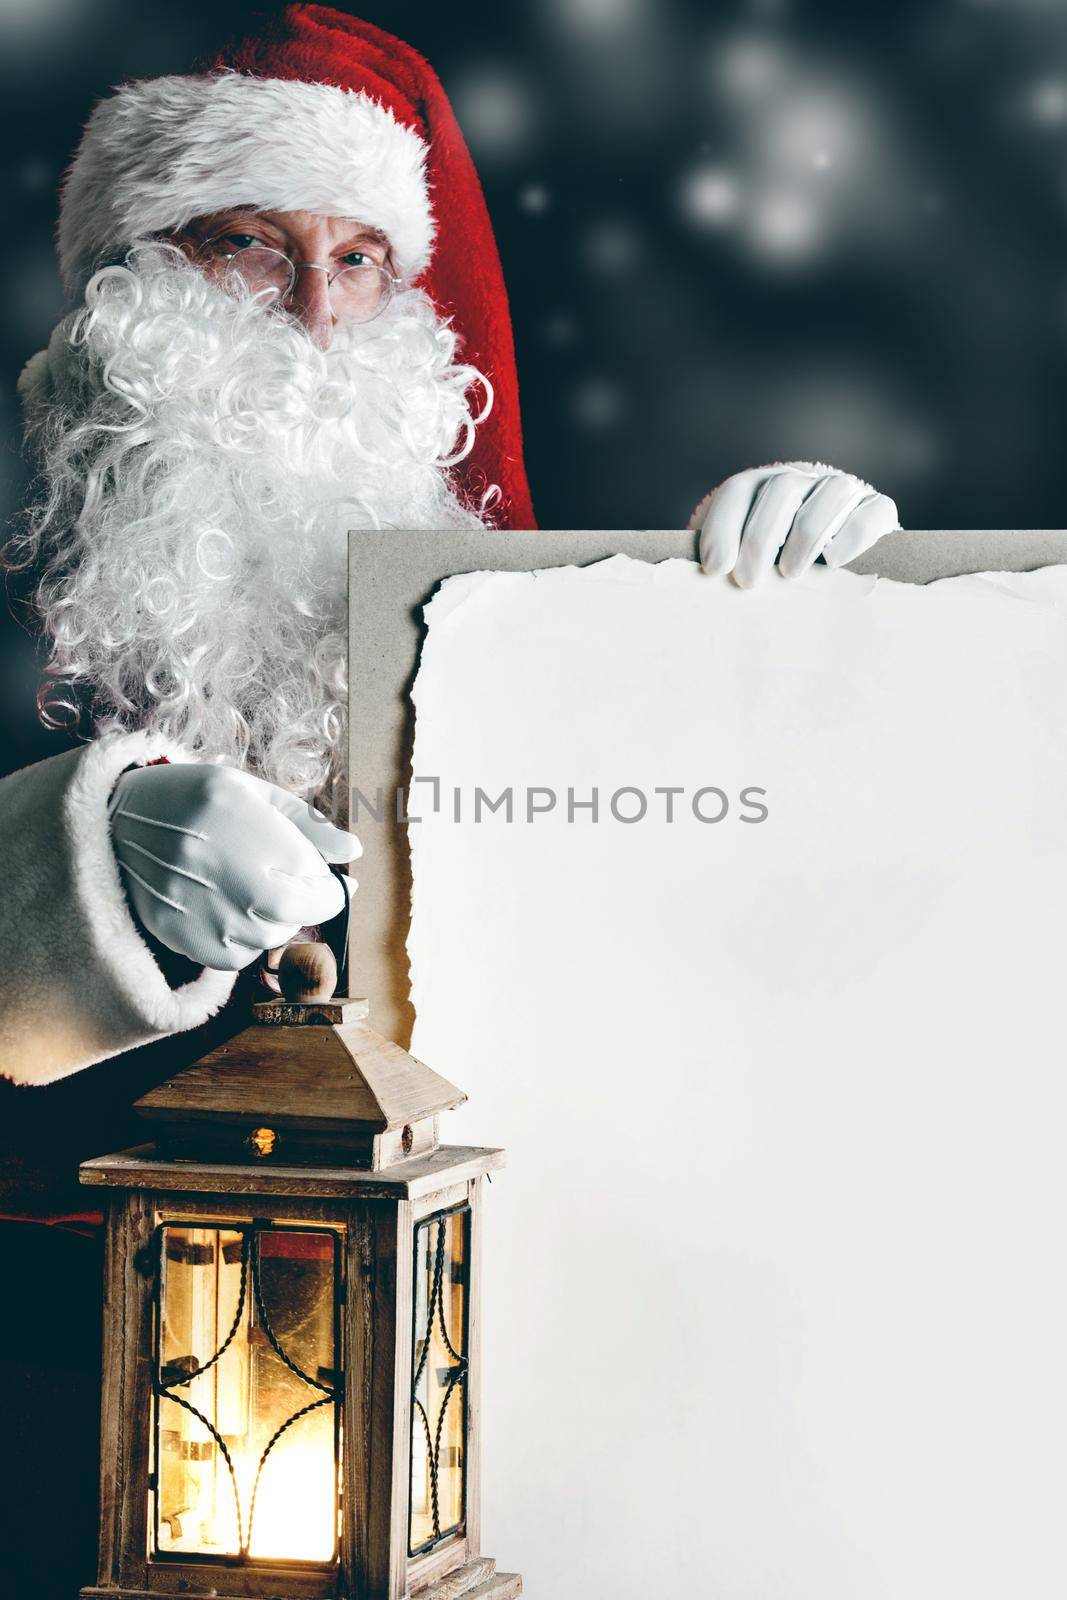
<box><xmin>340</xmin><ymin>250</ymin><xmax>370</xmax><ymax>269</ymax></box>
<box><xmin>222</xmin><ymin>233</ymin><xmax>261</xmax><ymax>251</ymax></box>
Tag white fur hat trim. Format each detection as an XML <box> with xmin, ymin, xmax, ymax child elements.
<box><xmin>59</xmin><ymin>72</ymin><xmax>434</xmax><ymax>295</ymax></box>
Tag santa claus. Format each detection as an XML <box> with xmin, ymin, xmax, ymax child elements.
<box><xmin>0</xmin><ymin>9</ymin><xmax>899</xmax><ymax>1588</ymax></box>
<box><xmin>2</xmin><ymin>5</ymin><xmax>902</xmax><ymax>1093</ymax></box>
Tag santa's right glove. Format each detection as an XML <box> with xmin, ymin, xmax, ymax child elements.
<box><xmin>108</xmin><ymin>761</ymin><xmax>361</xmax><ymax>972</ymax></box>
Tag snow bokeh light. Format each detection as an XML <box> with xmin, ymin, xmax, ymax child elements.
<box><xmin>679</xmin><ymin>166</ymin><xmax>742</xmax><ymax>229</ymax></box>
<box><xmin>582</xmin><ymin>219</ymin><xmax>642</xmax><ymax>276</ymax></box>
<box><xmin>549</xmin><ymin>0</ymin><xmax>649</xmax><ymax>33</ymax></box>
<box><xmin>1023</xmin><ymin>75</ymin><xmax>1067</xmax><ymax>126</ymax></box>
<box><xmin>450</xmin><ymin>66</ymin><xmax>537</xmax><ymax>163</ymax></box>
<box><xmin>685</xmin><ymin>32</ymin><xmax>913</xmax><ymax>269</ymax></box>
<box><xmin>571</xmin><ymin>375</ymin><xmax>625</xmax><ymax>430</ymax></box>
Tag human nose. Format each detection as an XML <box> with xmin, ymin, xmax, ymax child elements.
<box><xmin>287</xmin><ymin>263</ymin><xmax>335</xmax><ymax>351</ymax></box>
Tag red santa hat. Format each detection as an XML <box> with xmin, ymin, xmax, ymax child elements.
<box><xmin>56</xmin><ymin>5</ymin><xmax>536</xmax><ymax>529</ymax></box>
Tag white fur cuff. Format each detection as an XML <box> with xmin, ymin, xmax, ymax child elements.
<box><xmin>65</xmin><ymin>732</ymin><xmax>238</xmax><ymax>1031</ymax></box>
<box><xmin>0</xmin><ymin>732</ymin><xmax>236</xmax><ymax>1085</ymax></box>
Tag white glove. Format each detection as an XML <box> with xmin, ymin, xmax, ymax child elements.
<box><xmin>695</xmin><ymin>462</ymin><xmax>900</xmax><ymax>588</ymax></box>
<box><xmin>108</xmin><ymin>762</ymin><xmax>361</xmax><ymax>972</ymax></box>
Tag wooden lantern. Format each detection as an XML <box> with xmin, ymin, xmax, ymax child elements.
<box><xmin>78</xmin><ymin>996</ymin><xmax>520</xmax><ymax>1600</ymax></box>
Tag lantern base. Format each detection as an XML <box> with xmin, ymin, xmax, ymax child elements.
<box><xmin>80</xmin><ymin>1561</ymin><xmax>522</xmax><ymax>1600</ymax></box>
<box><xmin>413</xmin><ymin>1558</ymin><xmax>522</xmax><ymax>1598</ymax></box>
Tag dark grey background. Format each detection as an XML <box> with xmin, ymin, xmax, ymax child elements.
<box><xmin>3</xmin><ymin>0</ymin><xmax>1067</xmax><ymax>773</ymax></box>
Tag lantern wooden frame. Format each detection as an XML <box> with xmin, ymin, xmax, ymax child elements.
<box><xmin>78</xmin><ymin>997</ymin><xmax>520</xmax><ymax>1600</ymax></box>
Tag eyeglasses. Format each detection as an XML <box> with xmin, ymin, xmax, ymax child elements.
<box><xmin>196</xmin><ymin>234</ymin><xmax>402</xmax><ymax>323</ymax></box>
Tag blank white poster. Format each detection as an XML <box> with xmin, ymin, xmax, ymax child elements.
<box><xmin>406</xmin><ymin>555</ymin><xmax>1067</xmax><ymax>1598</ymax></box>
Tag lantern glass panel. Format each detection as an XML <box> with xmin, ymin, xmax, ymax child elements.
<box><xmin>153</xmin><ymin>1222</ymin><xmax>341</xmax><ymax>1566</ymax></box>
<box><xmin>409</xmin><ymin>1204</ymin><xmax>470</xmax><ymax>1555</ymax></box>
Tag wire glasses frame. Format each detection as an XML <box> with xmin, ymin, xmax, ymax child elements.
<box><xmin>197</xmin><ymin>235</ymin><xmax>402</xmax><ymax>324</ymax></box>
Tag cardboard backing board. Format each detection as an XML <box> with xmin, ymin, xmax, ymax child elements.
<box><xmin>347</xmin><ymin>527</ymin><xmax>1067</xmax><ymax>1043</ymax></box>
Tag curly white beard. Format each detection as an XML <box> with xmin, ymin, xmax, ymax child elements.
<box><xmin>12</xmin><ymin>244</ymin><xmax>489</xmax><ymax>801</ymax></box>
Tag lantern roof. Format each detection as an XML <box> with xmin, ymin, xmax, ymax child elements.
<box><xmin>133</xmin><ymin>997</ymin><xmax>467</xmax><ymax>1169</ymax></box>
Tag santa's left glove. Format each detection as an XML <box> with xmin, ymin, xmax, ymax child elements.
<box><xmin>107</xmin><ymin>762</ymin><xmax>361</xmax><ymax>972</ymax></box>
<box><xmin>693</xmin><ymin>462</ymin><xmax>900</xmax><ymax>587</ymax></box>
